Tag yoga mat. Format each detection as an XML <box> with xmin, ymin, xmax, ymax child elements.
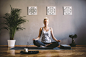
<box><xmin>10</xmin><ymin>47</ymin><xmax>72</xmax><ymax>50</ymax></box>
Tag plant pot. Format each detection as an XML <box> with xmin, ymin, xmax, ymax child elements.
<box><xmin>8</xmin><ymin>40</ymin><xmax>16</xmax><ymax>48</ymax></box>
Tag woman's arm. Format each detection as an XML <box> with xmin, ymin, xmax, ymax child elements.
<box><xmin>33</xmin><ymin>27</ymin><xmax>42</xmax><ymax>40</ymax></box>
<box><xmin>50</xmin><ymin>28</ymin><xmax>61</xmax><ymax>42</ymax></box>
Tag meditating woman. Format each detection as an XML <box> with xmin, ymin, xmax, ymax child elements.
<box><xmin>33</xmin><ymin>17</ymin><xmax>61</xmax><ymax>48</ymax></box>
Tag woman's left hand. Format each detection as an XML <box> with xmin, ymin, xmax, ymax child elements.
<box><xmin>57</xmin><ymin>40</ymin><xmax>61</xmax><ymax>42</ymax></box>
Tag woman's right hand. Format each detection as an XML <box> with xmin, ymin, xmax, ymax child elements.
<box><xmin>33</xmin><ymin>38</ymin><xmax>35</xmax><ymax>40</ymax></box>
<box><xmin>33</xmin><ymin>37</ymin><xmax>40</xmax><ymax>40</ymax></box>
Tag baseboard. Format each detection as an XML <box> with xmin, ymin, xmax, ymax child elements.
<box><xmin>75</xmin><ymin>45</ymin><xmax>86</xmax><ymax>47</ymax></box>
<box><xmin>0</xmin><ymin>45</ymin><xmax>86</xmax><ymax>47</ymax></box>
<box><xmin>0</xmin><ymin>45</ymin><xmax>34</xmax><ymax>46</ymax></box>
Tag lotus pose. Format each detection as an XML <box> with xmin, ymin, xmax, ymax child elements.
<box><xmin>33</xmin><ymin>17</ymin><xmax>61</xmax><ymax>48</ymax></box>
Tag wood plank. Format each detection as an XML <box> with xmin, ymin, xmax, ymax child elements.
<box><xmin>0</xmin><ymin>45</ymin><xmax>86</xmax><ymax>57</ymax></box>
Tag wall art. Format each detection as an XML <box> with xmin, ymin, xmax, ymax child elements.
<box><xmin>63</xmin><ymin>6</ymin><xmax>72</xmax><ymax>15</ymax></box>
<box><xmin>46</xmin><ymin>6</ymin><xmax>56</xmax><ymax>15</ymax></box>
<box><xmin>28</xmin><ymin>6</ymin><xmax>37</xmax><ymax>15</ymax></box>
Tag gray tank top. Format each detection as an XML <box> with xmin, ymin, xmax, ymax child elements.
<box><xmin>41</xmin><ymin>27</ymin><xmax>51</xmax><ymax>43</ymax></box>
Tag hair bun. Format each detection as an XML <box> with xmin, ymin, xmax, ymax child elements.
<box><xmin>44</xmin><ymin>17</ymin><xmax>49</xmax><ymax>20</ymax></box>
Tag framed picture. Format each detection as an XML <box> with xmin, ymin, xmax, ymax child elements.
<box><xmin>63</xmin><ymin>6</ymin><xmax>72</xmax><ymax>15</ymax></box>
<box><xmin>28</xmin><ymin>6</ymin><xmax>37</xmax><ymax>15</ymax></box>
<box><xmin>46</xmin><ymin>6</ymin><xmax>56</xmax><ymax>15</ymax></box>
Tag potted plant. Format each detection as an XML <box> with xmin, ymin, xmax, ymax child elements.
<box><xmin>0</xmin><ymin>5</ymin><xmax>27</xmax><ymax>48</ymax></box>
<box><xmin>69</xmin><ymin>34</ymin><xmax>77</xmax><ymax>47</ymax></box>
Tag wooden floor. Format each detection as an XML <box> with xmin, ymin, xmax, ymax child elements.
<box><xmin>0</xmin><ymin>45</ymin><xmax>86</xmax><ymax>57</ymax></box>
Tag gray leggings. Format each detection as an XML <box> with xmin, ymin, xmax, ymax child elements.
<box><xmin>33</xmin><ymin>40</ymin><xmax>60</xmax><ymax>48</ymax></box>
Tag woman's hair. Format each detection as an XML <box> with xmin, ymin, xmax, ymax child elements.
<box><xmin>43</xmin><ymin>17</ymin><xmax>49</xmax><ymax>22</ymax></box>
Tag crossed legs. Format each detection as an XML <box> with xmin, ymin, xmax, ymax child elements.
<box><xmin>33</xmin><ymin>40</ymin><xmax>60</xmax><ymax>48</ymax></box>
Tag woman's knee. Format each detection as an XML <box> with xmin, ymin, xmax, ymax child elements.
<box><xmin>55</xmin><ymin>42</ymin><xmax>60</xmax><ymax>46</ymax></box>
<box><xmin>33</xmin><ymin>40</ymin><xmax>40</xmax><ymax>45</ymax></box>
<box><xmin>33</xmin><ymin>40</ymin><xmax>35</xmax><ymax>45</ymax></box>
<box><xmin>33</xmin><ymin>40</ymin><xmax>39</xmax><ymax>43</ymax></box>
<box><xmin>33</xmin><ymin>40</ymin><xmax>37</xmax><ymax>45</ymax></box>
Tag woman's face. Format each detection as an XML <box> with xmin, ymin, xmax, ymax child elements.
<box><xmin>44</xmin><ymin>19</ymin><xmax>49</xmax><ymax>26</ymax></box>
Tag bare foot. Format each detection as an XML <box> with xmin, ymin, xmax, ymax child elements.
<box><xmin>45</xmin><ymin>43</ymin><xmax>52</xmax><ymax>47</ymax></box>
<box><xmin>40</xmin><ymin>45</ymin><xmax>45</xmax><ymax>47</ymax></box>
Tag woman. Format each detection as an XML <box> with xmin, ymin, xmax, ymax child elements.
<box><xmin>33</xmin><ymin>17</ymin><xmax>61</xmax><ymax>48</ymax></box>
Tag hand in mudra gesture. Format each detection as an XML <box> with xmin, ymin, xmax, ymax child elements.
<box><xmin>57</xmin><ymin>40</ymin><xmax>61</xmax><ymax>42</ymax></box>
<box><xmin>33</xmin><ymin>38</ymin><xmax>35</xmax><ymax>40</ymax></box>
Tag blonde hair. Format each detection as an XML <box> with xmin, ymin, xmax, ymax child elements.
<box><xmin>44</xmin><ymin>17</ymin><xmax>49</xmax><ymax>22</ymax></box>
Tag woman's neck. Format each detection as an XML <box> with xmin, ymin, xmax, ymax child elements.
<box><xmin>44</xmin><ymin>26</ymin><xmax>49</xmax><ymax>28</ymax></box>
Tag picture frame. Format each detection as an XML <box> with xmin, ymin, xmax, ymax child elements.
<box><xmin>28</xmin><ymin>6</ymin><xmax>37</xmax><ymax>15</ymax></box>
<box><xmin>46</xmin><ymin>6</ymin><xmax>56</xmax><ymax>15</ymax></box>
<box><xmin>63</xmin><ymin>6</ymin><xmax>72</xmax><ymax>15</ymax></box>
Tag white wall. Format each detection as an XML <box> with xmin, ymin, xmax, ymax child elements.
<box><xmin>0</xmin><ymin>0</ymin><xmax>86</xmax><ymax>45</ymax></box>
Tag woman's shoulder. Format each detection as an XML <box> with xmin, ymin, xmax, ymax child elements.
<box><xmin>49</xmin><ymin>27</ymin><xmax>53</xmax><ymax>31</ymax></box>
<box><xmin>40</xmin><ymin>27</ymin><xmax>53</xmax><ymax>30</ymax></box>
<box><xmin>49</xmin><ymin>27</ymin><xmax>52</xmax><ymax>30</ymax></box>
<box><xmin>40</xmin><ymin>27</ymin><xmax>43</xmax><ymax>31</ymax></box>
